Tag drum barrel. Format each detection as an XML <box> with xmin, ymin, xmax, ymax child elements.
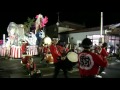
<box><xmin>63</xmin><ymin>58</ymin><xmax>77</xmax><ymax>71</ymax></box>
<box><xmin>64</xmin><ymin>51</ymin><xmax>78</xmax><ymax>71</ymax></box>
<box><xmin>45</xmin><ymin>54</ymin><xmax>54</xmax><ymax>64</ymax></box>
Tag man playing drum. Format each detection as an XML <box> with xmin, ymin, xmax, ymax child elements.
<box><xmin>50</xmin><ymin>38</ymin><xmax>68</xmax><ymax>78</ymax></box>
<box><xmin>78</xmin><ymin>38</ymin><xmax>108</xmax><ymax>78</ymax></box>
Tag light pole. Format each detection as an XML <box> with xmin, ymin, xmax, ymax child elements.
<box><xmin>99</xmin><ymin>12</ymin><xmax>104</xmax><ymax>44</ymax></box>
<box><xmin>100</xmin><ymin>12</ymin><xmax>103</xmax><ymax>37</ymax></box>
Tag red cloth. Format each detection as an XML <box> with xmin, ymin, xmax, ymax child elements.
<box><xmin>56</xmin><ymin>45</ymin><xmax>64</xmax><ymax>54</ymax></box>
<box><xmin>21</xmin><ymin>45</ymin><xmax>25</xmax><ymax>54</ymax></box>
<box><xmin>26</xmin><ymin>62</ymin><xmax>36</xmax><ymax>71</ymax></box>
<box><xmin>65</xmin><ymin>48</ymin><xmax>69</xmax><ymax>53</ymax></box>
<box><xmin>43</xmin><ymin>47</ymin><xmax>48</xmax><ymax>53</ymax></box>
<box><xmin>22</xmin><ymin>56</ymin><xmax>31</xmax><ymax>64</ymax></box>
<box><xmin>21</xmin><ymin>43</ymin><xmax>28</xmax><ymax>54</ymax></box>
<box><xmin>100</xmin><ymin>48</ymin><xmax>109</xmax><ymax>58</ymax></box>
<box><xmin>50</xmin><ymin>44</ymin><xmax>61</xmax><ymax>63</ymax></box>
<box><xmin>57</xmin><ymin>45</ymin><xmax>69</xmax><ymax>56</ymax></box>
<box><xmin>78</xmin><ymin>51</ymin><xmax>108</xmax><ymax>76</ymax></box>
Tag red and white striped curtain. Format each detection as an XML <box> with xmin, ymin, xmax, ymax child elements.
<box><xmin>0</xmin><ymin>45</ymin><xmax>38</xmax><ymax>58</ymax></box>
<box><xmin>26</xmin><ymin>46</ymin><xmax>38</xmax><ymax>56</ymax></box>
<box><xmin>10</xmin><ymin>46</ymin><xmax>22</xmax><ymax>58</ymax></box>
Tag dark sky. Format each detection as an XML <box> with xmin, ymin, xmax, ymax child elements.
<box><xmin>1</xmin><ymin>12</ymin><xmax>120</xmax><ymax>39</ymax></box>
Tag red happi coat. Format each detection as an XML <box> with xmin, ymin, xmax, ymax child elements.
<box><xmin>49</xmin><ymin>44</ymin><xmax>61</xmax><ymax>63</ymax></box>
<box><xmin>78</xmin><ymin>51</ymin><xmax>108</xmax><ymax>76</ymax></box>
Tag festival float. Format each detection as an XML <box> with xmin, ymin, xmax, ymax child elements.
<box><xmin>0</xmin><ymin>13</ymin><xmax>48</xmax><ymax>59</ymax></box>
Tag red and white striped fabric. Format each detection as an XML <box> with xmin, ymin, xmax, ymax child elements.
<box><xmin>0</xmin><ymin>46</ymin><xmax>6</xmax><ymax>56</ymax></box>
<box><xmin>0</xmin><ymin>45</ymin><xmax>38</xmax><ymax>58</ymax></box>
<box><xmin>6</xmin><ymin>47</ymin><xmax>11</xmax><ymax>57</ymax></box>
<box><xmin>26</xmin><ymin>45</ymin><xmax>38</xmax><ymax>56</ymax></box>
<box><xmin>0</xmin><ymin>46</ymin><xmax>3</xmax><ymax>56</ymax></box>
<box><xmin>10</xmin><ymin>46</ymin><xmax>22</xmax><ymax>58</ymax></box>
<box><xmin>0</xmin><ymin>46</ymin><xmax>11</xmax><ymax>57</ymax></box>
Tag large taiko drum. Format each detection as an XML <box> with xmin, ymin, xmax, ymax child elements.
<box><xmin>21</xmin><ymin>55</ymin><xmax>32</xmax><ymax>64</ymax></box>
<box><xmin>64</xmin><ymin>52</ymin><xmax>78</xmax><ymax>71</ymax></box>
<box><xmin>45</xmin><ymin>54</ymin><xmax>54</xmax><ymax>64</ymax></box>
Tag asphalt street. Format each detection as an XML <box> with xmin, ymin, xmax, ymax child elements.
<box><xmin>0</xmin><ymin>56</ymin><xmax>120</xmax><ymax>78</ymax></box>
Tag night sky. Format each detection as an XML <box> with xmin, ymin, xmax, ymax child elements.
<box><xmin>0</xmin><ymin>12</ymin><xmax>120</xmax><ymax>39</ymax></box>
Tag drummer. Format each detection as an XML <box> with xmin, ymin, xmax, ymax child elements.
<box><xmin>21</xmin><ymin>55</ymin><xmax>31</xmax><ymax>65</ymax></box>
<box><xmin>50</xmin><ymin>38</ymin><xmax>68</xmax><ymax>78</ymax></box>
<box><xmin>26</xmin><ymin>57</ymin><xmax>36</xmax><ymax>76</ymax></box>
<box><xmin>41</xmin><ymin>44</ymin><xmax>49</xmax><ymax>61</ymax></box>
<box><xmin>78</xmin><ymin>38</ymin><xmax>108</xmax><ymax>78</ymax></box>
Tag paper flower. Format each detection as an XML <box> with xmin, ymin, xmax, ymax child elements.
<box><xmin>41</xmin><ymin>16</ymin><xmax>48</xmax><ymax>27</ymax></box>
<box><xmin>35</xmin><ymin>14</ymin><xmax>48</xmax><ymax>29</ymax></box>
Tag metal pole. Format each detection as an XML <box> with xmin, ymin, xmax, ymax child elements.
<box><xmin>100</xmin><ymin>12</ymin><xmax>103</xmax><ymax>37</ymax></box>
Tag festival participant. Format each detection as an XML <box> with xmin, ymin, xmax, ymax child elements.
<box><xmin>78</xmin><ymin>38</ymin><xmax>108</xmax><ymax>78</ymax></box>
<box><xmin>21</xmin><ymin>55</ymin><xmax>31</xmax><ymax>65</ymax></box>
<box><xmin>50</xmin><ymin>38</ymin><xmax>68</xmax><ymax>78</ymax></box>
<box><xmin>21</xmin><ymin>41</ymin><xmax>28</xmax><ymax>54</ymax></box>
<box><xmin>116</xmin><ymin>44</ymin><xmax>120</xmax><ymax>60</ymax></box>
<box><xmin>41</xmin><ymin>44</ymin><xmax>49</xmax><ymax>61</ymax></box>
<box><xmin>94</xmin><ymin>44</ymin><xmax>98</xmax><ymax>53</ymax></box>
<box><xmin>98</xmin><ymin>43</ymin><xmax>109</xmax><ymax>75</ymax></box>
<box><xmin>26</xmin><ymin>57</ymin><xmax>36</xmax><ymax>75</ymax></box>
<box><xmin>26</xmin><ymin>57</ymin><xmax>42</xmax><ymax>78</ymax></box>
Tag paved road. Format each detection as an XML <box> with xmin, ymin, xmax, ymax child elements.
<box><xmin>0</xmin><ymin>56</ymin><xmax>120</xmax><ymax>78</ymax></box>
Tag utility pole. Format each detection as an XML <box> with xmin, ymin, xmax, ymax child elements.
<box><xmin>99</xmin><ymin>12</ymin><xmax>104</xmax><ymax>44</ymax></box>
<box><xmin>100</xmin><ymin>12</ymin><xmax>103</xmax><ymax>37</ymax></box>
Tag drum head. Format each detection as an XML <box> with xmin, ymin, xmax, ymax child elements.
<box><xmin>67</xmin><ymin>52</ymin><xmax>78</xmax><ymax>62</ymax></box>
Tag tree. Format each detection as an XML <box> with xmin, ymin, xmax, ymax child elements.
<box><xmin>24</xmin><ymin>17</ymin><xmax>35</xmax><ymax>33</ymax></box>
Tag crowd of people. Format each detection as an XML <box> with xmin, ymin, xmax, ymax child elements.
<box><xmin>20</xmin><ymin>37</ymin><xmax>114</xmax><ymax>78</ymax></box>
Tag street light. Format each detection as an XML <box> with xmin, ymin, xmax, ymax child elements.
<box><xmin>56</xmin><ymin>22</ymin><xmax>60</xmax><ymax>26</ymax></box>
<box><xmin>56</xmin><ymin>12</ymin><xmax>60</xmax><ymax>26</ymax></box>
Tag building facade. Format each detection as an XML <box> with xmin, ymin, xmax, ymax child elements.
<box><xmin>46</xmin><ymin>21</ymin><xmax>120</xmax><ymax>53</ymax></box>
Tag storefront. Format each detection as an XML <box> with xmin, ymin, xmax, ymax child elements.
<box><xmin>87</xmin><ymin>35</ymin><xmax>104</xmax><ymax>45</ymax></box>
<box><xmin>87</xmin><ymin>34</ymin><xmax>120</xmax><ymax>53</ymax></box>
<box><xmin>106</xmin><ymin>35</ymin><xmax>120</xmax><ymax>53</ymax></box>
